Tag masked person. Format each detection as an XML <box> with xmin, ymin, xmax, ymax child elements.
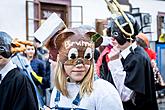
<box><xmin>107</xmin><ymin>14</ymin><xmax>158</xmax><ymax>110</ymax></box>
<box><xmin>0</xmin><ymin>31</ymin><xmax>38</xmax><ymax>110</ymax></box>
<box><xmin>48</xmin><ymin>27</ymin><xmax>124</xmax><ymax>110</ymax></box>
<box><xmin>24</xmin><ymin>44</ymin><xmax>50</xmax><ymax>104</ymax></box>
<box><xmin>136</xmin><ymin>33</ymin><xmax>165</xmax><ymax>91</ymax></box>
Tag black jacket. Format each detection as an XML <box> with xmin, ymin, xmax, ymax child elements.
<box><xmin>0</xmin><ymin>68</ymin><xmax>38</xmax><ymax>110</ymax></box>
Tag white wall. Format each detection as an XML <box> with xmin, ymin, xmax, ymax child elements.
<box><xmin>71</xmin><ymin>0</ymin><xmax>110</xmax><ymax>28</ymax></box>
<box><xmin>130</xmin><ymin>0</ymin><xmax>165</xmax><ymax>41</ymax></box>
<box><xmin>1</xmin><ymin>0</ymin><xmax>165</xmax><ymax>41</ymax></box>
<box><xmin>0</xmin><ymin>0</ymin><xmax>27</xmax><ymax>40</ymax></box>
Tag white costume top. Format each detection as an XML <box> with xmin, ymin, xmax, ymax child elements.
<box><xmin>108</xmin><ymin>42</ymin><xmax>137</xmax><ymax>102</ymax></box>
<box><xmin>50</xmin><ymin>79</ymin><xmax>123</xmax><ymax>110</ymax></box>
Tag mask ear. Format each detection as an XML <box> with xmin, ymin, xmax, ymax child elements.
<box><xmin>55</xmin><ymin>31</ymin><xmax>74</xmax><ymax>50</ymax></box>
<box><xmin>86</xmin><ymin>32</ymin><xmax>103</xmax><ymax>48</ymax></box>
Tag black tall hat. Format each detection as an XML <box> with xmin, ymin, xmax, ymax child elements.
<box><xmin>108</xmin><ymin>14</ymin><xmax>140</xmax><ymax>45</ymax></box>
<box><xmin>0</xmin><ymin>32</ymin><xmax>12</xmax><ymax>58</ymax></box>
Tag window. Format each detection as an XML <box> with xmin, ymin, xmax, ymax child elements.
<box><xmin>70</xmin><ymin>6</ymin><xmax>83</xmax><ymax>27</ymax></box>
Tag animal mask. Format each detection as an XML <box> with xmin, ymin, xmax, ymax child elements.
<box><xmin>55</xmin><ymin>27</ymin><xmax>102</xmax><ymax>65</ymax></box>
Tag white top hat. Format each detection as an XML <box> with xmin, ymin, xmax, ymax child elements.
<box><xmin>33</xmin><ymin>12</ymin><xmax>66</xmax><ymax>45</ymax></box>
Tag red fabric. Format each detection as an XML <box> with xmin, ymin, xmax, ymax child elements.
<box><xmin>96</xmin><ymin>46</ymin><xmax>112</xmax><ymax>77</ymax></box>
<box><xmin>144</xmin><ymin>48</ymin><xmax>156</xmax><ymax>60</ymax></box>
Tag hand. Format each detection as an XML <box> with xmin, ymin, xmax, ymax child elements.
<box><xmin>151</xmin><ymin>59</ymin><xmax>156</xmax><ymax>68</ymax></box>
<box><xmin>108</xmin><ymin>46</ymin><xmax>120</xmax><ymax>61</ymax></box>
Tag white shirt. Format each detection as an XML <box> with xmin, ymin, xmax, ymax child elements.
<box><xmin>50</xmin><ymin>79</ymin><xmax>124</xmax><ymax>110</ymax></box>
<box><xmin>108</xmin><ymin>42</ymin><xmax>137</xmax><ymax>102</ymax></box>
<box><xmin>0</xmin><ymin>60</ymin><xmax>17</xmax><ymax>84</ymax></box>
<box><xmin>120</xmin><ymin>42</ymin><xmax>137</xmax><ymax>59</ymax></box>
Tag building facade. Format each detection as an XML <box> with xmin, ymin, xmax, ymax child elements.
<box><xmin>0</xmin><ymin>0</ymin><xmax>165</xmax><ymax>78</ymax></box>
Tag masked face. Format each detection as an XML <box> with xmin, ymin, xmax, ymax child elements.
<box><xmin>55</xmin><ymin>28</ymin><xmax>95</xmax><ymax>66</ymax></box>
<box><xmin>109</xmin><ymin>14</ymin><xmax>140</xmax><ymax>45</ymax></box>
<box><xmin>55</xmin><ymin>28</ymin><xmax>97</xmax><ymax>82</ymax></box>
<box><xmin>0</xmin><ymin>32</ymin><xmax>12</xmax><ymax>58</ymax></box>
<box><xmin>63</xmin><ymin>37</ymin><xmax>94</xmax><ymax>82</ymax></box>
<box><xmin>63</xmin><ymin>41</ymin><xmax>94</xmax><ymax>66</ymax></box>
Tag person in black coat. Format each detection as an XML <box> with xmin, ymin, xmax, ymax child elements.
<box><xmin>0</xmin><ymin>31</ymin><xmax>38</xmax><ymax>110</ymax></box>
<box><xmin>107</xmin><ymin>14</ymin><xmax>158</xmax><ymax>110</ymax></box>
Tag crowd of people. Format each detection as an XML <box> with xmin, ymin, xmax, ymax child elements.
<box><xmin>0</xmin><ymin>4</ymin><xmax>165</xmax><ymax>110</ymax></box>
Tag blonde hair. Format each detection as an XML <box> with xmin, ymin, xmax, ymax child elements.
<box><xmin>54</xmin><ymin>60</ymin><xmax>94</xmax><ymax>97</ymax></box>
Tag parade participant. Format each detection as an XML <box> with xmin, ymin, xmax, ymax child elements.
<box><xmin>11</xmin><ymin>39</ymin><xmax>46</xmax><ymax>108</ymax></box>
<box><xmin>33</xmin><ymin>37</ymin><xmax>48</xmax><ymax>60</ymax></box>
<box><xmin>0</xmin><ymin>31</ymin><xmax>38</xmax><ymax>110</ymax></box>
<box><xmin>24</xmin><ymin>44</ymin><xmax>51</xmax><ymax>104</ymax></box>
<box><xmin>48</xmin><ymin>27</ymin><xmax>123</xmax><ymax>110</ymax></box>
<box><xmin>95</xmin><ymin>20</ymin><xmax>117</xmax><ymax>85</ymax></box>
<box><xmin>24</xmin><ymin>44</ymin><xmax>47</xmax><ymax>87</ymax></box>
<box><xmin>96</xmin><ymin>36</ymin><xmax>113</xmax><ymax>82</ymax></box>
<box><xmin>33</xmin><ymin>12</ymin><xmax>67</xmax><ymax>107</ymax></box>
<box><xmin>136</xmin><ymin>33</ymin><xmax>165</xmax><ymax>90</ymax></box>
<box><xmin>107</xmin><ymin>13</ymin><xmax>158</xmax><ymax>110</ymax></box>
<box><xmin>136</xmin><ymin>33</ymin><xmax>156</xmax><ymax>60</ymax></box>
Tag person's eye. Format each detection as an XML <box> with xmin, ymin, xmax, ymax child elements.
<box><xmin>84</xmin><ymin>48</ymin><xmax>92</xmax><ymax>60</ymax></box>
<box><xmin>68</xmin><ymin>48</ymin><xmax>78</xmax><ymax>60</ymax></box>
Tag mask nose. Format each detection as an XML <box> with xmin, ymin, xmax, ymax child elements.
<box><xmin>76</xmin><ymin>58</ymin><xmax>84</xmax><ymax>65</ymax></box>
